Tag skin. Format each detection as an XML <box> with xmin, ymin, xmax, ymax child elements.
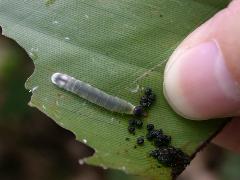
<box><xmin>164</xmin><ymin>0</ymin><xmax>240</xmax><ymax>152</ymax></box>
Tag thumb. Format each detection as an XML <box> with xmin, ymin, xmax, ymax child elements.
<box><xmin>164</xmin><ymin>0</ymin><xmax>240</xmax><ymax>120</ymax></box>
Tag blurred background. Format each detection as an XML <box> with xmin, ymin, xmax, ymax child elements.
<box><xmin>0</xmin><ymin>33</ymin><xmax>239</xmax><ymax>180</ymax></box>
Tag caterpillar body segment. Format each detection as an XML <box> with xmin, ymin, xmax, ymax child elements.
<box><xmin>51</xmin><ymin>73</ymin><xmax>144</xmax><ymax>115</ymax></box>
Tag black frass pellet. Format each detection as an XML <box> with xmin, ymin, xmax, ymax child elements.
<box><xmin>137</xmin><ymin>136</ymin><xmax>144</xmax><ymax>145</ymax></box>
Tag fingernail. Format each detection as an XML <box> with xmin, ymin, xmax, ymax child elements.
<box><xmin>164</xmin><ymin>40</ymin><xmax>240</xmax><ymax>120</ymax></box>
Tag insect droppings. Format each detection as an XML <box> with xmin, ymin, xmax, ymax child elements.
<box><xmin>136</xmin><ymin>136</ymin><xmax>144</xmax><ymax>145</ymax></box>
<box><xmin>146</xmin><ymin>124</ymin><xmax>154</xmax><ymax>131</ymax></box>
<box><xmin>154</xmin><ymin>134</ymin><xmax>171</xmax><ymax>147</ymax></box>
<box><xmin>135</xmin><ymin>119</ymin><xmax>143</xmax><ymax>128</ymax></box>
<box><xmin>148</xmin><ymin>94</ymin><xmax>156</xmax><ymax>102</ymax></box>
<box><xmin>128</xmin><ymin>119</ymin><xmax>143</xmax><ymax>129</ymax></box>
<box><xmin>128</xmin><ymin>119</ymin><xmax>137</xmax><ymax>126</ymax></box>
<box><xmin>157</xmin><ymin>146</ymin><xmax>190</xmax><ymax>177</ymax></box>
<box><xmin>146</xmin><ymin>129</ymin><xmax>162</xmax><ymax>141</ymax></box>
<box><xmin>51</xmin><ymin>73</ymin><xmax>145</xmax><ymax>116</ymax></box>
<box><xmin>149</xmin><ymin>149</ymin><xmax>160</xmax><ymax>158</ymax></box>
<box><xmin>128</xmin><ymin>126</ymin><xmax>135</xmax><ymax>134</ymax></box>
<box><xmin>140</xmin><ymin>87</ymin><xmax>156</xmax><ymax>108</ymax></box>
<box><xmin>146</xmin><ymin>132</ymin><xmax>155</xmax><ymax>141</ymax></box>
<box><xmin>151</xmin><ymin>129</ymin><xmax>163</xmax><ymax>138</ymax></box>
<box><xmin>124</xmin><ymin>86</ymin><xmax>190</xmax><ymax>177</ymax></box>
<box><xmin>145</xmin><ymin>87</ymin><xmax>152</xmax><ymax>95</ymax></box>
<box><xmin>146</xmin><ymin>122</ymin><xmax>190</xmax><ymax>177</ymax></box>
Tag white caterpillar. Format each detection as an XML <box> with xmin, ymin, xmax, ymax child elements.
<box><xmin>51</xmin><ymin>73</ymin><xmax>144</xmax><ymax>116</ymax></box>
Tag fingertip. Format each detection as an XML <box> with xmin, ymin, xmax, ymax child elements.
<box><xmin>164</xmin><ymin>40</ymin><xmax>240</xmax><ymax>120</ymax></box>
<box><xmin>164</xmin><ymin>0</ymin><xmax>240</xmax><ymax>120</ymax></box>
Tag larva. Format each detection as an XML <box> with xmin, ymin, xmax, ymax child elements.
<box><xmin>51</xmin><ymin>73</ymin><xmax>144</xmax><ymax>116</ymax></box>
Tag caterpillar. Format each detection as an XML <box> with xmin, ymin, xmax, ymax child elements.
<box><xmin>51</xmin><ymin>73</ymin><xmax>144</xmax><ymax>116</ymax></box>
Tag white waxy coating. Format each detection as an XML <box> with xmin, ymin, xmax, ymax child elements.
<box><xmin>51</xmin><ymin>72</ymin><xmax>69</xmax><ymax>87</ymax></box>
<box><xmin>51</xmin><ymin>73</ymin><xmax>136</xmax><ymax>114</ymax></box>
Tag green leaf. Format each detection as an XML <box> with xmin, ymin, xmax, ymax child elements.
<box><xmin>0</xmin><ymin>0</ymin><xmax>229</xmax><ymax>179</ymax></box>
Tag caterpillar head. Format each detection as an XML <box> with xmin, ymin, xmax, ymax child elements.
<box><xmin>51</xmin><ymin>73</ymin><xmax>69</xmax><ymax>88</ymax></box>
<box><xmin>133</xmin><ymin>106</ymin><xmax>146</xmax><ymax>117</ymax></box>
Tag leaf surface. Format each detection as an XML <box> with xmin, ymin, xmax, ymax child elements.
<box><xmin>0</xmin><ymin>0</ymin><xmax>229</xmax><ymax>179</ymax></box>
